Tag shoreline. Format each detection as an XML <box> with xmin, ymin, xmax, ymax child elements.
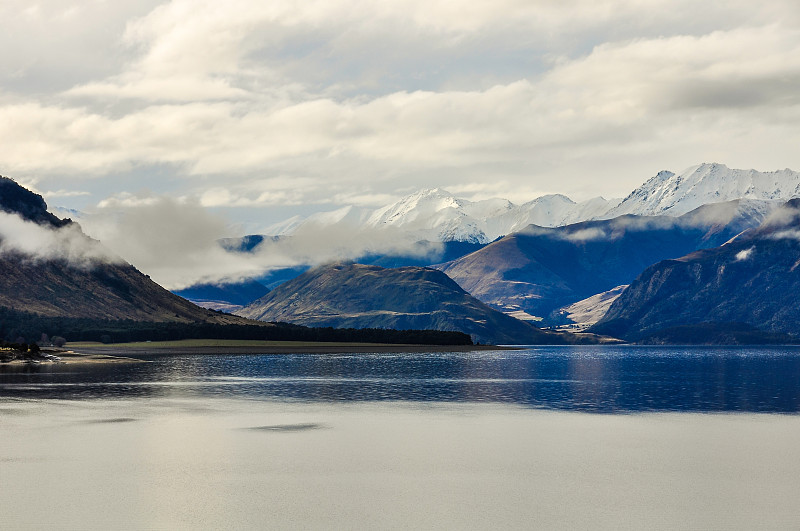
<box><xmin>1</xmin><ymin>350</ymin><xmax>148</xmax><ymax>366</ymax></box>
<box><xmin>66</xmin><ymin>339</ymin><xmax>515</xmax><ymax>358</ymax></box>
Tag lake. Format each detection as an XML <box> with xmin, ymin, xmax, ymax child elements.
<box><xmin>3</xmin><ymin>345</ymin><xmax>800</xmax><ymax>529</ymax></box>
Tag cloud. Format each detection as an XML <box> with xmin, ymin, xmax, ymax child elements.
<box><xmin>0</xmin><ymin>212</ymin><xmax>120</xmax><ymax>266</ymax></box>
<box><xmin>564</xmin><ymin>227</ymin><xmax>608</xmax><ymax>242</ymax></box>
<box><xmin>770</xmin><ymin>230</ymin><xmax>800</xmax><ymax>241</ymax></box>
<box><xmin>1</xmin><ymin>0</ymin><xmax>799</xmax><ymax>229</ymax></box>
<box><xmin>79</xmin><ymin>195</ymin><xmax>442</xmax><ymax>289</ymax></box>
<box><xmin>80</xmin><ymin>197</ymin><xmax>266</xmax><ymax>289</ymax></box>
<box><xmin>734</xmin><ymin>247</ymin><xmax>755</xmax><ymax>261</ymax></box>
<box><xmin>761</xmin><ymin>202</ymin><xmax>800</xmax><ymax>229</ymax></box>
<box><xmin>97</xmin><ymin>192</ymin><xmax>165</xmax><ymax>209</ymax></box>
<box><xmin>44</xmin><ymin>189</ymin><xmax>91</xmax><ymax>198</ymax></box>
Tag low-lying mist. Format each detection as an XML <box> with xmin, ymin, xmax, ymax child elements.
<box><xmin>78</xmin><ymin>197</ymin><xmax>443</xmax><ymax>290</ymax></box>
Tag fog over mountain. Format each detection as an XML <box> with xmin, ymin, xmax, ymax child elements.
<box><xmin>65</xmin><ymin>163</ymin><xmax>800</xmax><ymax>293</ymax></box>
<box><xmin>0</xmin><ymin>176</ymin><xmax>247</xmax><ymax>324</ymax></box>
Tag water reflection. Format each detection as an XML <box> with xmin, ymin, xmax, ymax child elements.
<box><xmin>2</xmin><ymin>346</ymin><xmax>800</xmax><ymax>412</ymax></box>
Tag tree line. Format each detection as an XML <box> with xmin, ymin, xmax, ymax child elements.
<box><xmin>0</xmin><ymin>307</ymin><xmax>473</xmax><ymax>346</ymax></box>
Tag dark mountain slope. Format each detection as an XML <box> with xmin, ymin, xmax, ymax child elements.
<box><xmin>592</xmin><ymin>200</ymin><xmax>800</xmax><ymax>342</ymax></box>
<box><xmin>0</xmin><ymin>253</ymin><xmax>248</xmax><ymax>323</ymax></box>
<box><xmin>0</xmin><ymin>176</ymin><xmax>248</xmax><ymax>325</ymax></box>
<box><xmin>0</xmin><ymin>176</ymin><xmax>70</xmax><ymax>228</ymax></box>
<box><xmin>437</xmin><ymin>200</ymin><xmax>771</xmax><ymax>319</ymax></box>
<box><xmin>237</xmin><ymin>263</ymin><xmax>600</xmax><ymax>345</ymax></box>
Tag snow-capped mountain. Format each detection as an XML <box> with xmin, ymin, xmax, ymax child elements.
<box><xmin>261</xmin><ymin>188</ymin><xmax>620</xmax><ymax>244</ymax></box>
<box><xmin>604</xmin><ymin>163</ymin><xmax>800</xmax><ymax>218</ymax></box>
<box><xmin>354</xmin><ymin>189</ymin><xmax>619</xmax><ymax>244</ymax></box>
<box><xmin>258</xmin><ymin>163</ymin><xmax>800</xmax><ymax>245</ymax></box>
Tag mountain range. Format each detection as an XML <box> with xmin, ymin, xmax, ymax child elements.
<box><xmin>591</xmin><ymin>199</ymin><xmax>800</xmax><ymax>343</ymax></box>
<box><xmin>436</xmin><ymin>199</ymin><xmax>774</xmax><ymax>320</ymax></box>
<box><xmin>177</xmin><ymin>163</ymin><xmax>800</xmax><ymax>310</ymax></box>
<box><xmin>603</xmin><ymin>163</ymin><xmax>800</xmax><ymax>218</ymax></box>
<box><xmin>20</xmin><ymin>161</ymin><xmax>800</xmax><ymax>346</ymax></box>
<box><xmin>0</xmin><ymin>177</ymin><xmax>477</xmax><ymax>346</ymax></box>
<box><xmin>260</xmin><ymin>163</ymin><xmax>800</xmax><ymax>246</ymax></box>
<box><xmin>236</xmin><ymin>262</ymin><xmax>606</xmax><ymax>345</ymax></box>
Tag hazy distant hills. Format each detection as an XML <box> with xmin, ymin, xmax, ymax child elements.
<box><xmin>591</xmin><ymin>199</ymin><xmax>800</xmax><ymax>343</ymax></box>
<box><xmin>237</xmin><ymin>263</ymin><xmax>599</xmax><ymax>345</ymax></box>
<box><xmin>0</xmin><ymin>177</ymin><xmax>245</xmax><ymax>324</ymax></box>
<box><xmin>436</xmin><ymin>199</ymin><xmax>774</xmax><ymax>320</ymax></box>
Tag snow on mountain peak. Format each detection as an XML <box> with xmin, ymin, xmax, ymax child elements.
<box><xmin>604</xmin><ymin>163</ymin><xmax>800</xmax><ymax>218</ymax></box>
<box><xmin>259</xmin><ymin>163</ymin><xmax>798</xmax><ymax>245</ymax></box>
<box><xmin>364</xmin><ymin>188</ymin><xmax>617</xmax><ymax>243</ymax></box>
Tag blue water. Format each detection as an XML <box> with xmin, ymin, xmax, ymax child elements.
<box><xmin>3</xmin><ymin>345</ymin><xmax>800</xmax><ymax>413</ymax></box>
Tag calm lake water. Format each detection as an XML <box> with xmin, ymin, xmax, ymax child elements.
<box><xmin>4</xmin><ymin>345</ymin><xmax>800</xmax><ymax>530</ymax></box>
<box><xmin>2</xmin><ymin>345</ymin><xmax>800</xmax><ymax>412</ymax></box>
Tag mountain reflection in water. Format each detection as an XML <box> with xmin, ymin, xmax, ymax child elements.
<box><xmin>2</xmin><ymin>345</ymin><xmax>800</xmax><ymax>413</ymax></box>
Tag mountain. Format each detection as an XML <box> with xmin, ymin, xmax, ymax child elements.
<box><xmin>364</xmin><ymin>188</ymin><xmax>618</xmax><ymax>244</ymax></box>
<box><xmin>236</xmin><ymin>263</ymin><xmax>604</xmax><ymax>345</ymax></box>
<box><xmin>188</xmin><ymin>163</ymin><xmax>795</xmax><ymax>302</ymax></box>
<box><xmin>0</xmin><ymin>176</ymin><xmax>246</xmax><ymax>325</ymax></box>
<box><xmin>259</xmin><ymin>164</ymin><xmax>798</xmax><ymax>247</ymax></box>
<box><xmin>591</xmin><ymin>199</ymin><xmax>800</xmax><ymax>343</ymax></box>
<box><xmin>0</xmin><ymin>177</ymin><xmax>71</xmax><ymax>228</ymax></box>
<box><xmin>604</xmin><ymin>163</ymin><xmax>800</xmax><ymax>218</ymax></box>
<box><xmin>436</xmin><ymin>199</ymin><xmax>773</xmax><ymax>320</ymax></box>
<box><xmin>550</xmin><ymin>285</ymin><xmax>628</xmax><ymax>332</ymax></box>
<box><xmin>173</xmin><ymin>239</ymin><xmax>488</xmax><ymax>308</ymax></box>
<box><xmin>255</xmin><ymin>188</ymin><xmax>618</xmax><ymax>246</ymax></box>
<box><xmin>172</xmin><ymin>279</ymin><xmax>269</xmax><ymax>312</ymax></box>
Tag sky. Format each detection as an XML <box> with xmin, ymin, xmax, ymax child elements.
<box><xmin>2</xmin><ymin>0</ymin><xmax>800</xmax><ymax>287</ymax></box>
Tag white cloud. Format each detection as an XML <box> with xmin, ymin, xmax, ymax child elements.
<box><xmin>79</xmin><ymin>195</ymin><xmax>441</xmax><ymax>289</ymax></box>
<box><xmin>1</xmin><ymin>0</ymin><xmax>799</xmax><ymax>251</ymax></box>
<box><xmin>44</xmin><ymin>189</ymin><xmax>91</xmax><ymax>198</ymax></box>
<box><xmin>0</xmin><ymin>212</ymin><xmax>120</xmax><ymax>266</ymax></box>
<box><xmin>734</xmin><ymin>247</ymin><xmax>755</xmax><ymax>261</ymax></box>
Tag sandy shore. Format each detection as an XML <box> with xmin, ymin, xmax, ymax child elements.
<box><xmin>1</xmin><ymin>350</ymin><xmax>147</xmax><ymax>366</ymax></box>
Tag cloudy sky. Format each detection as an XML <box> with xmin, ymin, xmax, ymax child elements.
<box><xmin>2</xmin><ymin>0</ymin><xmax>799</xmax><ymax>286</ymax></box>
